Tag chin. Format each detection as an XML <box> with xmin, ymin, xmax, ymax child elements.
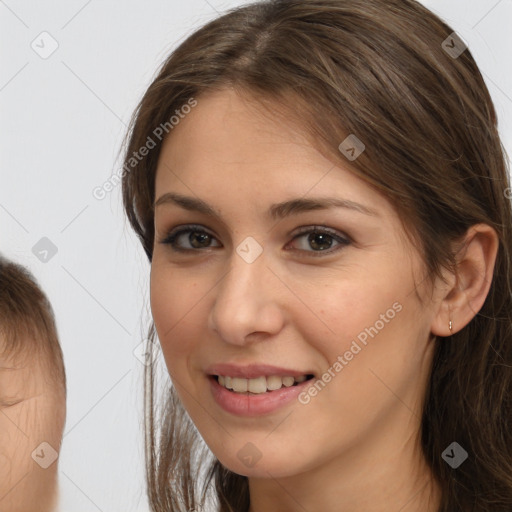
<box><xmin>215</xmin><ymin>450</ymin><xmax>304</xmax><ymax>479</ymax></box>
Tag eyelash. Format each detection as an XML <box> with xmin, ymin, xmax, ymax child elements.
<box><xmin>159</xmin><ymin>224</ymin><xmax>351</xmax><ymax>257</ymax></box>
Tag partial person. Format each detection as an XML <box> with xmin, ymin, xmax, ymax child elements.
<box><xmin>0</xmin><ymin>255</ymin><xmax>66</xmax><ymax>512</ymax></box>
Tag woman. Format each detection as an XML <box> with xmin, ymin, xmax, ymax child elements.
<box><xmin>121</xmin><ymin>0</ymin><xmax>512</xmax><ymax>510</ymax></box>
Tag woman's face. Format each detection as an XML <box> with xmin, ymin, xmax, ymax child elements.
<box><xmin>150</xmin><ymin>88</ymin><xmax>442</xmax><ymax>478</ymax></box>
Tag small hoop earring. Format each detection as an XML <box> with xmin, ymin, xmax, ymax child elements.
<box><xmin>449</xmin><ymin>320</ymin><xmax>453</xmax><ymax>332</ymax></box>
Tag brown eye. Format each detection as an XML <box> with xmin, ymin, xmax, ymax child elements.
<box><xmin>288</xmin><ymin>227</ymin><xmax>351</xmax><ymax>256</ymax></box>
<box><xmin>160</xmin><ymin>224</ymin><xmax>350</xmax><ymax>257</ymax></box>
<box><xmin>161</xmin><ymin>225</ymin><xmax>221</xmax><ymax>251</ymax></box>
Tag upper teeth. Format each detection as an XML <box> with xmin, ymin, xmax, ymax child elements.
<box><xmin>217</xmin><ymin>375</ymin><xmax>308</xmax><ymax>394</ymax></box>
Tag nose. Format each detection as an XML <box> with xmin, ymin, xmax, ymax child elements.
<box><xmin>207</xmin><ymin>245</ymin><xmax>285</xmax><ymax>346</ymax></box>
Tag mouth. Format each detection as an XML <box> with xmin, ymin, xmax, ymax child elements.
<box><xmin>210</xmin><ymin>374</ymin><xmax>315</xmax><ymax>395</ymax></box>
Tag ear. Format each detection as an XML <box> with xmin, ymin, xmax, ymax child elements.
<box><xmin>431</xmin><ymin>223</ymin><xmax>499</xmax><ymax>337</ymax></box>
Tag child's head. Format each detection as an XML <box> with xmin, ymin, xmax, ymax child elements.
<box><xmin>0</xmin><ymin>255</ymin><xmax>66</xmax><ymax>511</ymax></box>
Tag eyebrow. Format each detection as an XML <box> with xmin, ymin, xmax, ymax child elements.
<box><xmin>154</xmin><ymin>192</ymin><xmax>380</xmax><ymax>220</ymax></box>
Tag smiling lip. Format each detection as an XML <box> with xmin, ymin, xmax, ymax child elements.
<box><xmin>205</xmin><ymin>363</ymin><xmax>313</xmax><ymax>379</ymax></box>
<box><xmin>208</xmin><ymin>374</ymin><xmax>313</xmax><ymax>416</ymax></box>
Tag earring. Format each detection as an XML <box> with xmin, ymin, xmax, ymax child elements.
<box><xmin>449</xmin><ymin>320</ymin><xmax>453</xmax><ymax>332</ymax></box>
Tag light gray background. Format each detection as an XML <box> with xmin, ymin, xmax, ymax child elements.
<box><xmin>1</xmin><ymin>1</ymin><xmax>511</xmax><ymax>511</ymax></box>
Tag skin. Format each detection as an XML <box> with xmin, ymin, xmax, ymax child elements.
<box><xmin>0</xmin><ymin>343</ymin><xmax>66</xmax><ymax>512</ymax></box>
<box><xmin>150</xmin><ymin>87</ymin><xmax>498</xmax><ymax>512</ymax></box>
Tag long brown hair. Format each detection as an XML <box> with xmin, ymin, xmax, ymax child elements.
<box><xmin>121</xmin><ymin>1</ymin><xmax>512</xmax><ymax>510</ymax></box>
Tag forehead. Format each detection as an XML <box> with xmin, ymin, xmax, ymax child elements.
<box><xmin>155</xmin><ymin>88</ymin><xmax>392</xmax><ymax>217</ymax></box>
<box><xmin>158</xmin><ymin>88</ymin><xmax>315</xmax><ymax>176</ymax></box>
<box><xmin>0</xmin><ymin>333</ymin><xmax>64</xmax><ymax>400</ymax></box>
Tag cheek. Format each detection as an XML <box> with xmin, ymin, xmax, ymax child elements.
<box><xmin>293</xmin><ymin>259</ymin><xmax>423</xmax><ymax>409</ymax></box>
<box><xmin>150</xmin><ymin>264</ymin><xmax>207</xmax><ymax>372</ymax></box>
<box><xmin>151</xmin><ymin>263</ymin><xmax>189</xmax><ymax>337</ymax></box>
<box><xmin>304</xmin><ymin>267</ymin><xmax>426</xmax><ymax>405</ymax></box>
<box><xmin>292</xmin><ymin>260</ymin><xmax>411</xmax><ymax>358</ymax></box>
